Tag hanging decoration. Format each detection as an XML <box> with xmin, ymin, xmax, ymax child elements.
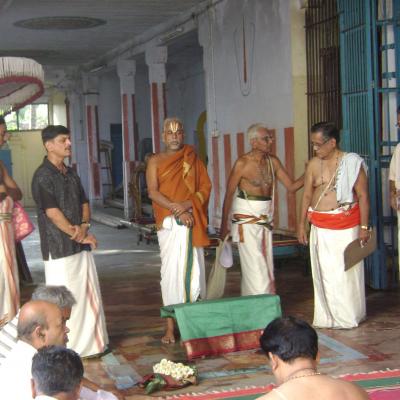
<box><xmin>0</xmin><ymin>57</ymin><xmax>44</xmax><ymax>115</ymax></box>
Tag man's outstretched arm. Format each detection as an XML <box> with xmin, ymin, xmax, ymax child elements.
<box><xmin>272</xmin><ymin>157</ymin><xmax>305</xmax><ymax>193</ymax></box>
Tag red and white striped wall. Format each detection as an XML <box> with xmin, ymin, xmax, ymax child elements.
<box><xmin>209</xmin><ymin>127</ymin><xmax>297</xmax><ymax>233</ymax></box>
<box><xmin>117</xmin><ymin>59</ymin><xmax>139</xmax><ymax>219</ymax></box>
<box><xmin>121</xmin><ymin>92</ymin><xmax>139</xmax><ymax>218</ymax></box>
<box><xmin>150</xmin><ymin>82</ymin><xmax>166</xmax><ymax>153</ymax></box>
<box><xmin>145</xmin><ymin>46</ymin><xmax>168</xmax><ymax>153</ymax></box>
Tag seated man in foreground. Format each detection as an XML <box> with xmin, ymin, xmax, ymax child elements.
<box><xmin>257</xmin><ymin>316</ymin><xmax>368</xmax><ymax>400</ymax></box>
<box><xmin>0</xmin><ymin>299</ymin><xmax>122</xmax><ymax>399</ymax></box>
<box><xmin>31</xmin><ymin>345</ymin><xmax>83</xmax><ymax>400</ymax></box>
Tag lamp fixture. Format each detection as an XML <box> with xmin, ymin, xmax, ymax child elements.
<box><xmin>159</xmin><ymin>26</ymin><xmax>185</xmax><ymax>43</ymax></box>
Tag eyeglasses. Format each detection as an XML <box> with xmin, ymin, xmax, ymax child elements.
<box><xmin>311</xmin><ymin>138</ymin><xmax>330</xmax><ymax>149</ymax></box>
<box><xmin>258</xmin><ymin>135</ymin><xmax>274</xmax><ymax>142</ymax></box>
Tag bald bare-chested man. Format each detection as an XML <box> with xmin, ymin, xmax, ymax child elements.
<box><xmin>220</xmin><ymin>123</ymin><xmax>304</xmax><ymax>295</ymax></box>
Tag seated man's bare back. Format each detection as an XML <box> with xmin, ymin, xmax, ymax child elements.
<box><xmin>259</xmin><ymin>374</ymin><xmax>369</xmax><ymax>400</ymax></box>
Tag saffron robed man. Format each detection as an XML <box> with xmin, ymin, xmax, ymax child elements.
<box><xmin>297</xmin><ymin>122</ymin><xmax>370</xmax><ymax>329</ymax></box>
<box><xmin>146</xmin><ymin>117</ymin><xmax>211</xmax><ymax>344</ymax></box>
<box><xmin>31</xmin><ymin>125</ymin><xmax>108</xmax><ymax>357</ymax></box>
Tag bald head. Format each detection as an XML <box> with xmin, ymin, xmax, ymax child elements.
<box><xmin>18</xmin><ymin>300</ymin><xmax>69</xmax><ymax>349</ymax></box>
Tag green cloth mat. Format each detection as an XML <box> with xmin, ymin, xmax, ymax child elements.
<box><xmin>160</xmin><ymin>294</ymin><xmax>282</xmax><ymax>341</ymax></box>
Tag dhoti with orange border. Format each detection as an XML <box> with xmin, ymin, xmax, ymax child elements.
<box><xmin>308</xmin><ymin>204</ymin><xmax>366</xmax><ymax>329</ymax></box>
<box><xmin>44</xmin><ymin>251</ymin><xmax>109</xmax><ymax>357</ymax></box>
<box><xmin>231</xmin><ymin>196</ymin><xmax>275</xmax><ymax>295</ymax></box>
<box><xmin>0</xmin><ymin>196</ymin><xmax>19</xmax><ymax>323</ymax></box>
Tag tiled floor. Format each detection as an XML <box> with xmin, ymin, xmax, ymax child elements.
<box><xmin>21</xmin><ymin>213</ymin><xmax>400</xmax><ymax>399</ymax></box>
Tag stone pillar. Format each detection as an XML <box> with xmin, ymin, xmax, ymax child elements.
<box><xmin>117</xmin><ymin>59</ymin><xmax>138</xmax><ymax>220</ymax></box>
<box><xmin>145</xmin><ymin>46</ymin><xmax>167</xmax><ymax>153</ymax></box>
<box><xmin>82</xmin><ymin>74</ymin><xmax>102</xmax><ymax>205</ymax></box>
<box><xmin>198</xmin><ymin>13</ymin><xmax>220</xmax><ymax>227</ymax></box>
<box><xmin>65</xmin><ymin>90</ymin><xmax>79</xmax><ymax>170</ymax></box>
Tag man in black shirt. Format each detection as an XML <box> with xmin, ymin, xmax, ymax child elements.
<box><xmin>32</xmin><ymin>125</ymin><xmax>108</xmax><ymax>358</ymax></box>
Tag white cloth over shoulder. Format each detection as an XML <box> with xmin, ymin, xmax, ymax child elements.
<box><xmin>80</xmin><ymin>387</ymin><xmax>119</xmax><ymax>400</ymax></box>
<box><xmin>232</xmin><ymin>196</ymin><xmax>275</xmax><ymax>295</ymax></box>
<box><xmin>0</xmin><ymin>339</ymin><xmax>116</xmax><ymax>400</ymax></box>
<box><xmin>389</xmin><ymin>143</ymin><xmax>400</xmax><ymax>188</ymax></box>
<box><xmin>0</xmin><ymin>312</ymin><xmax>18</xmax><ymax>365</ymax></box>
<box><xmin>157</xmin><ymin>216</ymin><xmax>206</xmax><ymax>306</ymax></box>
<box><xmin>336</xmin><ymin>152</ymin><xmax>367</xmax><ymax>204</ymax></box>
<box><xmin>0</xmin><ymin>340</ymin><xmax>37</xmax><ymax>399</ymax></box>
<box><xmin>44</xmin><ymin>251</ymin><xmax>109</xmax><ymax>357</ymax></box>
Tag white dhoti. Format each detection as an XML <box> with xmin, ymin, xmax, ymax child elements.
<box><xmin>0</xmin><ymin>196</ymin><xmax>19</xmax><ymax>322</ymax></box>
<box><xmin>310</xmin><ymin>221</ymin><xmax>366</xmax><ymax>329</ymax></box>
<box><xmin>157</xmin><ymin>216</ymin><xmax>206</xmax><ymax>306</ymax></box>
<box><xmin>44</xmin><ymin>250</ymin><xmax>109</xmax><ymax>357</ymax></box>
<box><xmin>231</xmin><ymin>196</ymin><xmax>275</xmax><ymax>295</ymax></box>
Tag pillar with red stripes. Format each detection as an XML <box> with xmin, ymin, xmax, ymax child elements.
<box><xmin>83</xmin><ymin>74</ymin><xmax>103</xmax><ymax>205</ymax></box>
<box><xmin>65</xmin><ymin>91</ymin><xmax>80</xmax><ymax>171</ymax></box>
<box><xmin>145</xmin><ymin>46</ymin><xmax>167</xmax><ymax>153</ymax></box>
<box><xmin>117</xmin><ymin>60</ymin><xmax>138</xmax><ymax>219</ymax></box>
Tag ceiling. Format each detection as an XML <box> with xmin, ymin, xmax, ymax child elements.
<box><xmin>0</xmin><ymin>0</ymin><xmax>204</xmax><ymax>69</ymax></box>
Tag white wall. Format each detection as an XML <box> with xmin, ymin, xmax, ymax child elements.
<box><xmin>199</xmin><ymin>0</ymin><xmax>295</xmax><ymax>227</ymax></box>
<box><xmin>98</xmin><ymin>70</ymin><xmax>121</xmax><ymax>142</ymax></box>
<box><xmin>98</xmin><ymin>70</ymin><xmax>121</xmax><ymax>196</ymax></box>
<box><xmin>166</xmin><ymin>45</ymin><xmax>206</xmax><ymax>148</ymax></box>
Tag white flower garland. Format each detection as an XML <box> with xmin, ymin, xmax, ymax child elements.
<box><xmin>153</xmin><ymin>359</ymin><xmax>195</xmax><ymax>381</ymax></box>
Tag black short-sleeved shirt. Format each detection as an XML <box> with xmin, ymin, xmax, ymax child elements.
<box><xmin>31</xmin><ymin>157</ymin><xmax>90</xmax><ymax>261</ymax></box>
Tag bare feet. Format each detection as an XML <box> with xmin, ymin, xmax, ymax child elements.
<box><xmin>161</xmin><ymin>317</ymin><xmax>176</xmax><ymax>344</ymax></box>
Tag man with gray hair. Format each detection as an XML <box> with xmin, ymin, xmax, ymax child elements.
<box><xmin>0</xmin><ymin>285</ymin><xmax>75</xmax><ymax>365</ymax></box>
<box><xmin>0</xmin><ymin>300</ymin><xmax>69</xmax><ymax>399</ymax></box>
<box><xmin>0</xmin><ymin>293</ymin><xmax>122</xmax><ymax>399</ymax></box>
<box><xmin>220</xmin><ymin>123</ymin><xmax>304</xmax><ymax>295</ymax></box>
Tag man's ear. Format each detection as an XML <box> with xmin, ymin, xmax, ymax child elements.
<box><xmin>316</xmin><ymin>350</ymin><xmax>321</xmax><ymax>364</ymax></box>
<box><xmin>33</xmin><ymin>325</ymin><xmax>45</xmax><ymax>343</ymax></box>
<box><xmin>268</xmin><ymin>352</ymin><xmax>279</xmax><ymax>371</ymax></box>
<box><xmin>31</xmin><ymin>378</ymin><xmax>37</xmax><ymax>398</ymax></box>
<box><xmin>44</xmin><ymin>140</ymin><xmax>51</xmax><ymax>152</ymax></box>
<box><xmin>73</xmin><ymin>381</ymin><xmax>83</xmax><ymax>398</ymax></box>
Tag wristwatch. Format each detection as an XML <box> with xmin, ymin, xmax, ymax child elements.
<box><xmin>360</xmin><ymin>225</ymin><xmax>371</xmax><ymax>231</ymax></box>
<box><xmin>81</xmin><ymin>221</ymin><xmax>91</xmax><ymax>229</ymax></box>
